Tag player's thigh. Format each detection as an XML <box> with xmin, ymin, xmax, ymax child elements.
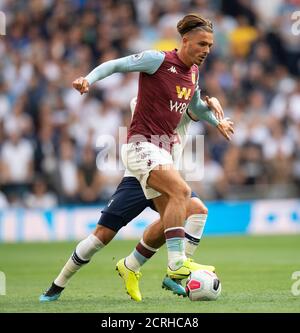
<box><xmin>121</xmin><ymin>142</ymin><xmax>175</xmax><ymax>200</ymax></box>
<box><xmin>152</xmin><ymin>192</ymin><xmax>168</xmax><ymax>216</ymax></box>
<box><xmin>153</xmin><ymin>194</ymin><xmax>207</xmax><ymax>219</ymax></box>
<box><xmin>148</xmin><ymin>166</ymin><xmax>191</xmax><ymax>198</ymax></box>
<box><xmin>98</xmin><ymin>177</ymin><xmax>150</xmax><ymax>232</ymax></box>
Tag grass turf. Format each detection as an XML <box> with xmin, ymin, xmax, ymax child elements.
<box><xmin>0</xmin><ymin>235</ymin><xmax>299</xmax><ymax>313</ymax></box>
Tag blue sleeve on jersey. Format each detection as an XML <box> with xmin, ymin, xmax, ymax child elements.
<box><xmin>189</xmin><ymin>83</ymin><xmax>219</xmax><ymax>127</ymax></box>
<box><xmin>85</xmin><ymin>50</ymin><xmax>165</xmax><ymax>85</ymax></box>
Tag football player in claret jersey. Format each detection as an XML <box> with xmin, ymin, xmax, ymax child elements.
<box><xmin>40</xmin><ymin>13</ymin><xmax>234</xmax><ymax>302</ymax></box>
<box><xmin>39</xmin><ymin>96</ymin><xmax>233</xmax><ymax>302</ymax></box>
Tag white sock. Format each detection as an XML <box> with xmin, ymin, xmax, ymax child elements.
<box><xmin>75</xmin><ymin>234</ymin><xmax>104</xmax><ymax>261</ymax></box>
<box><xmin>54</xmin><ymin>234</ymin><xmax>104</xmax><ymax>287</ymax></box>
<box><xmin>184</xmin><ymin>214</ymin><xmax>207</xmax><ymax>258</ymax></box>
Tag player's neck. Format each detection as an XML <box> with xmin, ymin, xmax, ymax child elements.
<box><xmin>176</xmin><ymin>49</ymin><xmax>193</xmax><ymax>68</ymax></box>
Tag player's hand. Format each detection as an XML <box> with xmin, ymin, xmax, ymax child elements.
<box><xmin>72</xmin><ymin>77</ymin><xmax>89</xmax><ymax>95</ymax></box>
<box><xmin>205</xmin><ymin>96</ymin><xmax>224</xmax><ymax>121</ymax></box>
<box><xmin>216</xmin><ymin>117</ymin><xmax>234</xmax><ymax>141</ymax></box>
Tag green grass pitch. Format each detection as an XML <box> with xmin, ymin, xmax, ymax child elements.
<box><xmin>0</xmin><ymin>235</ymin><xmax>299</xmax><ymax>313</ymax></box>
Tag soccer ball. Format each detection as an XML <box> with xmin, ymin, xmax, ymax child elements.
<box><xmin>185</xmin><ymin>270</ymin><xmax>221</xmax><ymax>301</ymax></box>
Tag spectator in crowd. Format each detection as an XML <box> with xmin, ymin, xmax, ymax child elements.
<box><xmin>34</xmin><ymin>124</ymin><xmax>58</xmax><ymax>188</ymax></box>
<box><xmin>0</xmin><ymin>186</ymin><xmax>8</xmax><ymax>209</ymax></box>
<box><xmin>0</xmin><ymin>123</ymin><xmax>34</xmax><ymax>203</ymax></box>
<box><xmin>55</xmin><ymin>138</ymin><xmax>79</xmax><ymax>205</ymax></box>
<box><xmin>3</xmin><ymin>95</ymin><xmax>34</xmax><ymax>139</ymax></box>
<box><xmin>78</xmin><ymin>145</ymin><xmax>103</xmax><ymax>205</ymax></box>
<box><xmin>0</xmin><ymin>80</ymin><xmax>10</xmax><ymax>123</ymax></box>
<box><xmin>25</xmin><ymin>175</ymin><xmax>58</xmax><ymax>209</ymax></box>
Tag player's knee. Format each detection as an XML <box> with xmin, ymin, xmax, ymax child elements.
<box><xmin>202</xmin><ymin>206</ymin><xmax>208</xmax><ymax>215</ymax></box>
<box><xmin>175</xmin><ymin>183</ymin><xmax>191</xmax><ymax>201</ymax></box>
<box><xmin>189</xmin><ymin>200</ymin><xmax>208</xmax><ymax>215</ymax></box>
<box><xmin>93</xmin><ymin>225</ymin><xmax>116</xmax><ymax>245</ymax></box>
<box><xmin>184</xmin><ymin>184</ymin><xmax>192</xmax><ymax>199</ymax></box>
<box><xmin>198</xmin><ymin>203</ymin><xmax>208</xmax><ymax>215</ymax></box>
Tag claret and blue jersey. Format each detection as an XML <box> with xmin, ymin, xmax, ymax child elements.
<box><xmin>128</xmin><ymin>49</ymin><xmax>199</xmax><ymax>142</ymax></box>
<box><xmin>85</xmin><ymin>49</ymin><xmax>219</xmax><ymax>145</ymax></box>
<box><xmin>85</xmin><ymin>49</ymin><xmax>218</xmax><ymax>232</ymax></box>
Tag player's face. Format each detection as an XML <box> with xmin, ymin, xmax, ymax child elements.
<box><xmin>184</xmin><ymin>30</ymin><xmax>213</xmax><ymax>66</ymax></box>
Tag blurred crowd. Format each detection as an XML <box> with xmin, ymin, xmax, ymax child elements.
<box><xmin>0</xmin><ymin>0</ymin><xmax>299</xmax><ymax>208</ymax></box>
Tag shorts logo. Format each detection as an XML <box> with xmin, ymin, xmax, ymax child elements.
<box><xmin>107</xmin><ymin>199</ymin><xmax>114</xmax><ymax>207</ymax></box>
<box><xmin>140</xmin><ymin>152</ymin><xmax>149</xmax><ymax>160</ymax></box>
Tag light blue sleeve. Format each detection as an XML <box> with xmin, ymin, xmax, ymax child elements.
<box><xmin>85</xmin><ymin>50</ymin><xmax>165</xmax><ymax>85</ymax></box>
<box><xmin>189</xmin><ymin>78</ymin><xmax>219</xmax><ymax>127</ymax></box>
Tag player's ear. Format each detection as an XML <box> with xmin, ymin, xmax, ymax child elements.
<box><xmin>181</xmin><ymin>35</ymin><xmax>189</xmax><ymax>45</ymax></box>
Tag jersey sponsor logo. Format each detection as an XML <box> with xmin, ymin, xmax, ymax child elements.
<box><xmin>176</xmin><ymin>86</ymin><xmax>191</xmax><ymax>100</ymax></box>
<box><xmin>168</xmin><ymin>66</ymin><xmax>177</xmax><ymax>73</ymax></box>
<box><xmin>169</xmin><ymin>100</ymin><xmax>189</xmax><ymax>114</ymax></box>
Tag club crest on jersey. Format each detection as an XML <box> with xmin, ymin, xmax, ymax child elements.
<box><xmin>192</xmin><ymin>71</ymin><xmax>196</xmax><ymax>84</ymax></box>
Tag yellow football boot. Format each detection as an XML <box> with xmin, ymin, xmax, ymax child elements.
<box><xmin>167</xmin><ymin>258</ymin><xmax>215</xmax><ymax>280</ymax></box>
<box><xmin>116</xmin><ymin>258</ymin><xmax>142</xmax><ymax>302</ymax></box>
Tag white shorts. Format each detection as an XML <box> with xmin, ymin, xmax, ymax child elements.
<box><xmin>121</xmin><ymin>142</ymin><xmax>173</xmax><ymax>199</ymax></box>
